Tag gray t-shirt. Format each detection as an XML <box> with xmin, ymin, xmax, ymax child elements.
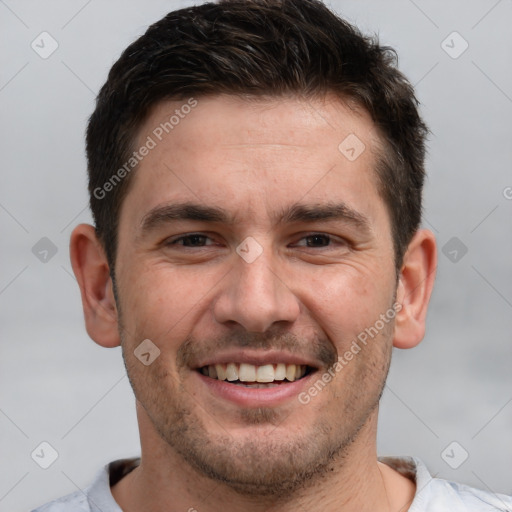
<box><xmin>31</xmin><ymin>456</ymin><xmax>512</xmax><ymax>511</ymax></box>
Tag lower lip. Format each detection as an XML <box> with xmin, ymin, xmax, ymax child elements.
<box><xmin>195</xmin><ymin>371</ymin><xmax>316</xmax><ymax>408</ymax></box>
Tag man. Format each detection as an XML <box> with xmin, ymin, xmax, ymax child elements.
<box><xmin>33</xmin><ymin>0</ymin><xmax>511</xmax><ymax>511</ymax></box>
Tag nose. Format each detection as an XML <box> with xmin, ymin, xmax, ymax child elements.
<box><xmin>213</xmin><ymin>250</ymin><xmax>301</xmax><ymax>333</ymax></box>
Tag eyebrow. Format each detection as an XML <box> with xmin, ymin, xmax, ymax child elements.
<box><xmin>139</xmin><ymin>201</ymin><xmax>371</xmax><ymax>234</ymax></box>
<box><xmin>140</xmin><ymin>203</ymin><xmax>230</xmax><ymax>233</ymax></box>
<box><xmin>278</xmin><ymin>203</ymin><xmax>371</xmax><ymax>232</ymax></box>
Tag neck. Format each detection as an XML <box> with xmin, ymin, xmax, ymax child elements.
<box><xmin>111</xmin><ymin>405</ymin><xmax>415</xmax><ymax>512</ymax></box>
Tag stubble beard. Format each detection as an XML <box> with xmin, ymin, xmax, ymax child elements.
<box><xmin>122</xmin><ymin>352</ymin><xmax>391</xmax><ymax>497</ymax></box>
<box><xmin>118</xmin><ymin>302</ymin><xmax>394</xmax><ymax>499</ymax></box>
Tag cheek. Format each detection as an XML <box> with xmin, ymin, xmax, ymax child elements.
<box><xmin>300</xmin><ymin>264</ymin><xmax>395</xmax><ymax>345</ymax></box>
<box><xmin>303</xmin><ymin>267</ymin><xmax>394</xmax><ymax>364</ymax></box>
<box><xmin>117</xmin><ymin>262</ymin><xmax>219</xmax><ymax>345</ymax></box>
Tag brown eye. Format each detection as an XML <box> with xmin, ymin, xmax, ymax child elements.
<box><xmin>304</xmin><ymin>234</ymin><xmax>331</xmax><ymax>247</ymax></box>
<box><xmin>292</xmin><ymin>233</ymin><xmax>349</xmax><ymax>251</ymax></box>
<box><xmin>168</xmin><ymin>234</ymin><xmax>214</xmax><ymax>247</ymax></box>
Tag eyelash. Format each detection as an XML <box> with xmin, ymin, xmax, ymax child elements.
<box><xmin>165</xmin><ymin>232</ymin><xmax>347</xmax><ymax>249</ymax></box>
<box><xmin>166</xmin><ymin>233</ymin><xmax>218</xmax><ymax>247</ymax></box>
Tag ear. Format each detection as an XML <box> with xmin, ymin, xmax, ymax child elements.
<box><xmin>69</xmin><ymin>224</ymin><xmax>120</xmax><ymax>348</ymax></box>
<box><xmin>393</xmin><ymin>229</ymin><xmax>437</xmax><ymax>349</ymax></box>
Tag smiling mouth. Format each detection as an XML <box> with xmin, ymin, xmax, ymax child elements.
<box><xmin>198</xmin><ymin>363</ymin><xmax>314</xmax><ymax>388</ymax></box>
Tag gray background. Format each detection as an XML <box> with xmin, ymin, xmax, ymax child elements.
<box><xmin>1</xmin><ymin>1</ymin><xmax>511</xmax><ymax>510</ymax></box>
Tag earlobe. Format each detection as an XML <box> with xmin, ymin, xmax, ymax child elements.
<box><xmin>393</xmin><ymin>229</ymin><xmax>437</xmax><ymax>349</ymax></box>
<box><xmin>69</xmin><ymin>224</ymin><xmax>121</xmax><ymax>348</ymax></box>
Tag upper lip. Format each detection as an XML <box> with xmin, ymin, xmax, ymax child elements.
<box><xmin>193</xmin><ymin>350</ymin><xmax>321</xmax><ymax>369</ymax></box>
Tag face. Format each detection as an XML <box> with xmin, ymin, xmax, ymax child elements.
<box><xmin>114</xmin><ymin>94</ymin><xmax>398</xmax><ymax>496</ymax></box>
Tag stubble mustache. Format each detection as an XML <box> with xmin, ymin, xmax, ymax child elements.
<box><xmin>175</xmin><ymin>328</ymin><xmax>339</xmax><ymax>373</ymax></box>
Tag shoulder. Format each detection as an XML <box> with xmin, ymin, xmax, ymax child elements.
<box><xmin>30</xmin><ymin>490</ymin><xmax>90</xmax><ymax>512</ymax></box>
<box><xmin>30</xmin><ymin>458</ymin><xmax>139</xmax><ymax>512</ymax></box>
<box><xmin>426</xmin><ymin>477</ymin><xmax>512</xmax><ymax>511</ymax></box>
<box><xmin>380</xmin><ymin>456</ymin><xmax>512</xmax><ymax>512</ymax></box>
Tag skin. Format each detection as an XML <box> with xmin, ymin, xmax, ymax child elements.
<box><xmin>70</xmin><ymin>93</ymin><xmax>437</xmax><ymax>512</ymax></box>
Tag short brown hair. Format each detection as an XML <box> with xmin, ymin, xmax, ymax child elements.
<box><xmin>86</xmin><ymin>0</ymin><xmax>428</xmax><ymax>272</ymax></box>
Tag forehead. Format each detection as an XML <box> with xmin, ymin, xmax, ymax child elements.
<box><xmin>120</xmin><ymin>93</ymin><xmax>386</xmax><ymax>230</ymax></box>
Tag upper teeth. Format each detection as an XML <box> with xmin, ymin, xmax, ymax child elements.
<box><xmin>201</xmin><ymin>363</ymin><xmax>307</xmax><ymax>382</ymax></box>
